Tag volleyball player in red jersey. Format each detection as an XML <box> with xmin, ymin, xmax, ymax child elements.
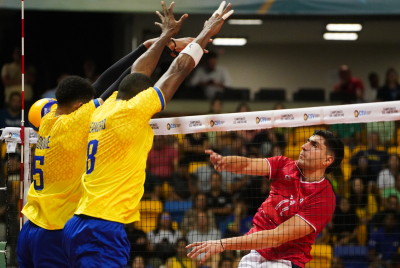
<box><xmin>187</xmin><ymin>130</ymin><xmax>344</xmax><ymax>268</ymax></box>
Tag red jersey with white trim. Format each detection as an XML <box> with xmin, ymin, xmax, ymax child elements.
<box><xmin>246</xmin><ymin>156</ymin><xmax>335</xmax><ymax>268</ymax></box>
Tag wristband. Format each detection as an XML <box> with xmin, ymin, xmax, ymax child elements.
<box><xmin>180</xmin><ymin>42</ymin><xmax>204</xmax><ymax>67</ymax></box>
<box><xmin>220</xmin><ymin>240</ymin><xmax>225</xmax><ymax>250</ymax></box>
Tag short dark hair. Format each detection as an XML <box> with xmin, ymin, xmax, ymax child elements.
<box><xmin>117</xmin><ymin>73</ymin><xmax>154</xmax><ymax>100</ymax></box>
<box><xmin>313</xmin><ymin>130</ymin><xmax>344</xmax><ymax>174</ymax></box>
<box><xmin>55</xmin><ymin>76</ymin><xmax>95</xmax><ymax>106</ymax></box>
<box><xmin>176</xmin><ymin>238</ymin><xmax>188</xmax><ymax>247</ymax></box>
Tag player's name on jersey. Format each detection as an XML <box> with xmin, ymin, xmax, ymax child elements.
<box><xmin>37</xmin><ymin>135</ymin><xmax>51</xmax><ymax>150</ymax></box>
<box><xmin>89</xmin><ymin>119</ymin><xmax>107</xmax><ymax>133</ymax></box>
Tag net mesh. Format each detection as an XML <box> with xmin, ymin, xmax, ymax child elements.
<box><xmin>2</xmin><ymin>102</ymin><xmax>400</xmax><ymax>268</ymax></box>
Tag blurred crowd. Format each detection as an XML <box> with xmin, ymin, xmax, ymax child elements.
<box><xmin>1</xmin><ymin>46</ymin><xmax>400</xmax><ymax>268</ymax></box>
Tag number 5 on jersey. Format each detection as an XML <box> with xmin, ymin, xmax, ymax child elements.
<box><xmin>33</xmin><ymin>156</ymin><xmax>44</xmax><ymax>190</ymax></box>
<box><xmin>86</xmin><ymin>140</ymin><xmax>98</xmax><ymax>174</ymax></box>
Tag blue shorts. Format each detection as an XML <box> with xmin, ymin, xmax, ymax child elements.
<box><xmin>62</xmin><ymin>214</ymin><xmax>130</xmax><ymax>268</ymax></box>
<box><xmin>17</xmin><ymin>220</ymin><xmax>69</xmax><ymax>268</ymax></box>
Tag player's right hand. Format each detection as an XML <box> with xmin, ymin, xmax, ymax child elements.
<box><xmin>203</xmin><ymin>1</ymin><xmax>234</xmax><ymax>37</ymax></box>
<box><xmin>155</xmin><ymin>1</ymin><xmax>188</xmax><ymax>37</ymax></box>
<box><xmin>205</xmin><ymin>149</ymin><xmax>226</xmax><ymax>172</ymax></box>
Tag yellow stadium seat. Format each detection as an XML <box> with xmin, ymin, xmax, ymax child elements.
<box><xmin>376</xmin><ymin>146</ymin><xmax>386</xmax><ymax>152</ymax></box>
<box><xmin>357</xmin><ymin>224</ymin><xmax>368</xmax><ymax>246</ymax></box>
<box><xmin>388</xmin><ymin>146</ymin><xmax>400</xmax><ymax>156</ymax></box>
<box><xmin>284</xmin><ymin>145</ymin><xmax>302</xmax><ymax>161</ymax></box>
<box><xmin>133</xmin><ymin>201</ymin><xmax>163</xmax><ymax>233</ymax></box>
<box><xmin>306</xmin><ymin>244</ymin><xmax>332</xmax><ymax>268</ymax></box>
<box><xmin>174</xmin><ymin>134</ymin><xmax>185</xmax><ymax>144</ymax></box>
<box><xmin>341</xmin><ymin>162</ymin><xmax>353</xmax><ymax>182</ymax></box>
<box><xmin>397</xmin><ymin>128</ymin><xmax>400</xmax><ymax>146</ymax></box>
<box><xmin>188</xmin><ymin>162</ymin><xmax>207</xmax><ymax>173</ymax></box>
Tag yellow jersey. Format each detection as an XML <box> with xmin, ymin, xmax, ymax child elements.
<box><xmin>75</xmin><ymin>87</ymin><xmax>165</xmax><ymax>223</ymax></box>
<box><xmin>22</xmin><ymin>99</ymin><xmax>102</xmax><ymax>230</ymax></box>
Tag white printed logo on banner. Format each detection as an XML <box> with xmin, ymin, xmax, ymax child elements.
<box><xmin>150</xmin><ymin>123</ymin><xmax>159</xmax><ymax>130</ymax></box>
<box><xmin>354</xmin><ymin>110</ymin><xmax>371</xmax><ymax>118</ymax></box>
<box><xmin>329</xmin><ymin>110</ymin><xmax>344</xmax><ymax>117</ymax></box>
<box><xmin>303</xmin><ymin>113</ymin><xmax>320</xmax><ymax>121</ymax></box>
<box><xmin>382</xmin><ymin>107</ymin><xmax>399</xmax><ymax>114</ymax></box>
<box><xmin>256</xmin><ymin>117</ymin><xmax>271</xmax><ymax>124</ymax></box>
<box><xmin>233</xmin><ymin>117</ymin><xmax>247</xmax><ymax>124</ymax></box>
<box><xmin>210</xmin><ymin>120</ymin><xmax>224</xmax><ymax>127</ymax></box>
<box><xmin>8</xmin><ymin>132</ymin><xmax>19</xmax><ymax>139</ymax></box>
<box><xmin>189</xmin><ymin>120</ymin><xmax>202</xmax><ymax>128</ymax></box>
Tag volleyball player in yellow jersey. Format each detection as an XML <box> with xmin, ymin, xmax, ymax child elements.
<box><xmin>62</xmin><ymin>1</ymin><xmax>234</xmax><ymax>267</ymax></box>
<box><xmin>17</xmin><ymin>24</ymin><xmax>195</xmax><ymax>268</ymax></box>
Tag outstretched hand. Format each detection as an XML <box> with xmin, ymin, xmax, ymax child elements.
<box><xmin>155</xmin><ymin>1</ymin><xmax>188</xmax><ymax>37</ymax></box>
<box><xmin>186</xmin><ymin>240</ymin><xmax>225</xmax><ymax>263</ymax></box>
<box><xmin>202</xmin><ymin>1</ymin><xmax>234</xmax><ymax>37</ymax></box>
<box><xmin>205</xmin><ymin>149</ymin><xmax>225</xmax><ymax>172</ymax></box>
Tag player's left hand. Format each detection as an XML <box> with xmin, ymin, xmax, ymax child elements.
<box><xmin>186</xmin><ymin>240</ymin><xmax>225</xmax><ymax>263</ymax></box>
<box><xmin>174</xmin><ymin>37</ymin><xmax>212</xmax><ymax>53</ymax></box>
<box><xmin>155</xmin><ymin>1</ymin><xmax>188</xmax><ymax>37</ymax></box>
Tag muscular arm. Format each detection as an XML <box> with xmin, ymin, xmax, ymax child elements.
<box><xmin>206</xmin><ymin>150</ymin><xmax>270</xmax><ymax>176</ymax></box>
<box><xmin>187</xmin><ymin>215</ymin><xmax>314</xmax><ymax>263</ymax></box>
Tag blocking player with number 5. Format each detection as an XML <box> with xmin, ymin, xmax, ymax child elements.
<box><xmin>62</xmin><ymin>1</ymin><xmax>233</xmax><ymax>267</ymax></box>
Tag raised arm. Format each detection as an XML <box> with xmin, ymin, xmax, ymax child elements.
<box><xmin>205</xmin><ymin>150</ymin><xmax>270</xmax><ymax>176</ymax></box>
<box><xmin>187</xmin><ymin>215</ymin><xmax>313</xmax><ymax>263</ymax></box>
<box><xmin>155</xmin><ymin>1</ymin><xmax>234</xmax><ymax>103</ymax></box>
<box><xmin>130</xmin><ymin>1</ymin><xmax>188</xmax><ymax>77</ymax></box>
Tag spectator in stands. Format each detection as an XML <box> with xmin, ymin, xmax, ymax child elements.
<box><xmin>377</xmin><ymin>68</ymin><xmax>400</xmax><ymax>102</ymax></box>
<box><xmin>148</xmin><ymin>212</ymin><xmax>182</xmax><ymax>251</ymax></box>
<box><xmin>219</xmin><ymin>258</ymin><xmax>233</xmax><ymax>268</ymax></box>
<box><xmin>184</xmin><ymin>132</ymin><xmax>209</xmax><ymax>162</ymax></box>
<box><xmin>369</xmin><ymin>213</ymin><xmax>400</xmax><ymax>266</ymax></box>
<box><xmin>189</xmin><ymin>52</ymin><xmax>232</xmax><ymax>99</ymax></box>
<box><xmin>236</xmin><ymin>103</ymin><xmax>250</xmax><ymax>113</ymax></box>
<box><xmin>333</xmin><ymin>65</ymin><xmax>364</xmax><ymax>103</ymax></box>
<box><xmin>249</xmin><ymin>129</ymin><xmax>286</xmax><ymax>157</ymax></box>
<box><xmin>351</xmin><ymin>132</ymin><xmax>388</xmax><ymax>176</ymax></box>
<box><xmin>186</xmin><ymin>211</ymin><xmax>222</xmax><ymax>260</ymax></box>
<box><xmin>382</xmin><ymin>174</ymin><xmax>400</xmax><ymax>201</ymax></box>
<box><xmin>330</xmin><ymin>123</ymin><xmax>362</xmax><ymax>147</ymax></box>
<box><xmin>193</xmin><ymin>161</ymin><xmax>246</xmax><ymax>194</ymax></box>
<box><xmin>364</xmin><ymin>72</ymin><xmax>380</xmax><ymax>102</ymax></box>
<box><xmin>367</xmin><ymin>120</ymin><xmax>396</xmax><ymax>146</ymax></box>
<box><xmin>147</xmin><ymin>135</ymin><xmax>178</xmax><ymax>182</ymax></box>
<box><xmin>0</xmin><ymin>92</ymin><xmax>22</xmax><ymax>128</ymax></box>
<box><xmin>42</xmin><ymin>72</ymin><xmax>69</xmax><ymax>99</ymax></box>
<box><xmin>377</xmin><ymin>154</ymin><xmax>400</xmax><ymax>192</ymax></box>
<box><xmin>369</xmin><ymin>195</ymin><xmax>400</xmax><ymax>231</ymax></box>
<box><xmin>351</xmin><ymin>156</ymin><xmax>377</xmax><ymax>187</ymax></box>
<box><xmin>330</xmin><ymin>257</ymin><xmax>345</xmax><ymax>268</ymax></box>
<box><xmin>181</xmin><ymin>193</ymin><xmax>216</xmax><ymax>236</ymax></box>
<box><xmin>83</xmin><ymin>58</ymin><xmax>100</xmax><ymax>84</ymax></box>
<box><xmin>216</xmin><ymin>132</ymin><xmax>246</xmax><ymax>157</ymax></box>
<box><xmin>350</xmin><ymin>178</ymin><xmax>378</xmax><ymax>223</ymax></box>
<box><xmin>224</xmin><ymin>199</ymin><xmax>253</xmax><ymax>238</ymax></box>
<box><xmin>1</xmin><ymin>47</ymin><xmax>35</xmax><ymax>103</ymax></box>
<box><xmin>125</xmin><ymin>224</ymin><xmax>150</xmax><ymax>262</ymax></box>
<box><xmin>209</xmin><ymin>97</ymin><xmax>223</xmax><ymax>114</ymax></box>
<box><xmin>166</xmin><ymin>238</ymin><xmax>195</xmax><ymax>268</ymax></box>
<box><xmin>168</xmin><ymin>159</ymin><xmax>197</xmax><ymax>201</ymax></box>
<box><xmin>391</xmin><ymin>254</ymin><xmax>400</xmax><ymax>268</ymax></box>
<box><xmin>206</xmin><ymin>172</ymin><xmax>233</xmax><ymax>227</ymax></box>
<box><xmin>331</xmin><ymin>197</ymin><xmax>359</xmax><ymax>246</ymax></box>
<box><xmin>143</xmin><ymin>171</ymin><xmax>161</xmax><ymax>200</ymax></box>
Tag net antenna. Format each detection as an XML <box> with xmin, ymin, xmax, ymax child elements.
<box><xmin>19</xmin><ymin>0</ymin><xmax>26</xmax><ymax>231</ymax></box>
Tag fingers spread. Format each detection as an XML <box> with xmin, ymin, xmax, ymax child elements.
<box><xmin>205</xmin><ymin>149</ymin><xmax>215</xmax><ymax>155</ymax></box>
<box><xmin>213</xmin><ymin>1</ymin><xmax>226</xmax><ymax>16</ymax></box>
<box><xmin>155</xmin><ymin>10</ymin><xmax>163</xmax><ymax>20</ymax></box>
<box><xmin>178</xmin><ymin>14</ymin><xmax>188</xmax><ymax>24</ymax></box>
<box><xmin>168</xmin><ymin>1</ymin><xmax>175</xmax><ymax>15</ymax></box>
<box><xmin>222</xmin><ymin>9</ymin><xmax>234</xmax><ymax>20</ymax></box>
<box><xmin>161</xmin><ymin>1</ymin><xmax>168</xmax><ymax>16</ymax></box>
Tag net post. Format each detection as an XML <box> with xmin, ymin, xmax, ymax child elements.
<box><xmin>20</xmin><ymin>0</ymin><xmax>25</xmax><ymax>231</ymax></box>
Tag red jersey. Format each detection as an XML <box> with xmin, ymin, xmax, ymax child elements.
<box><xmin>333</xmin><ymin>77</ymin><xmax>364</xmax><ymax>96</ymax></box>
<box><xmin>246</xmin><ymin>156</ymin><xmax>335</xmax><ymax>267</ymax></box>
<box><xmin>147</xmin><ymin>145</ymin><xmax>178</xmax><ymax>179</ymax></box>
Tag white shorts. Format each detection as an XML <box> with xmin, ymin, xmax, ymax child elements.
<box><xmin>238</xmin><ymin>250</ymin><xmax>292</xmax><ymax>268</ymax></box>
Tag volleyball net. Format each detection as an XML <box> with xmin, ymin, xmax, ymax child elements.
<box><xmin>1</xmin><ymin>101</ymin><xmax>400</xmax><ymax>267</ymax></box>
